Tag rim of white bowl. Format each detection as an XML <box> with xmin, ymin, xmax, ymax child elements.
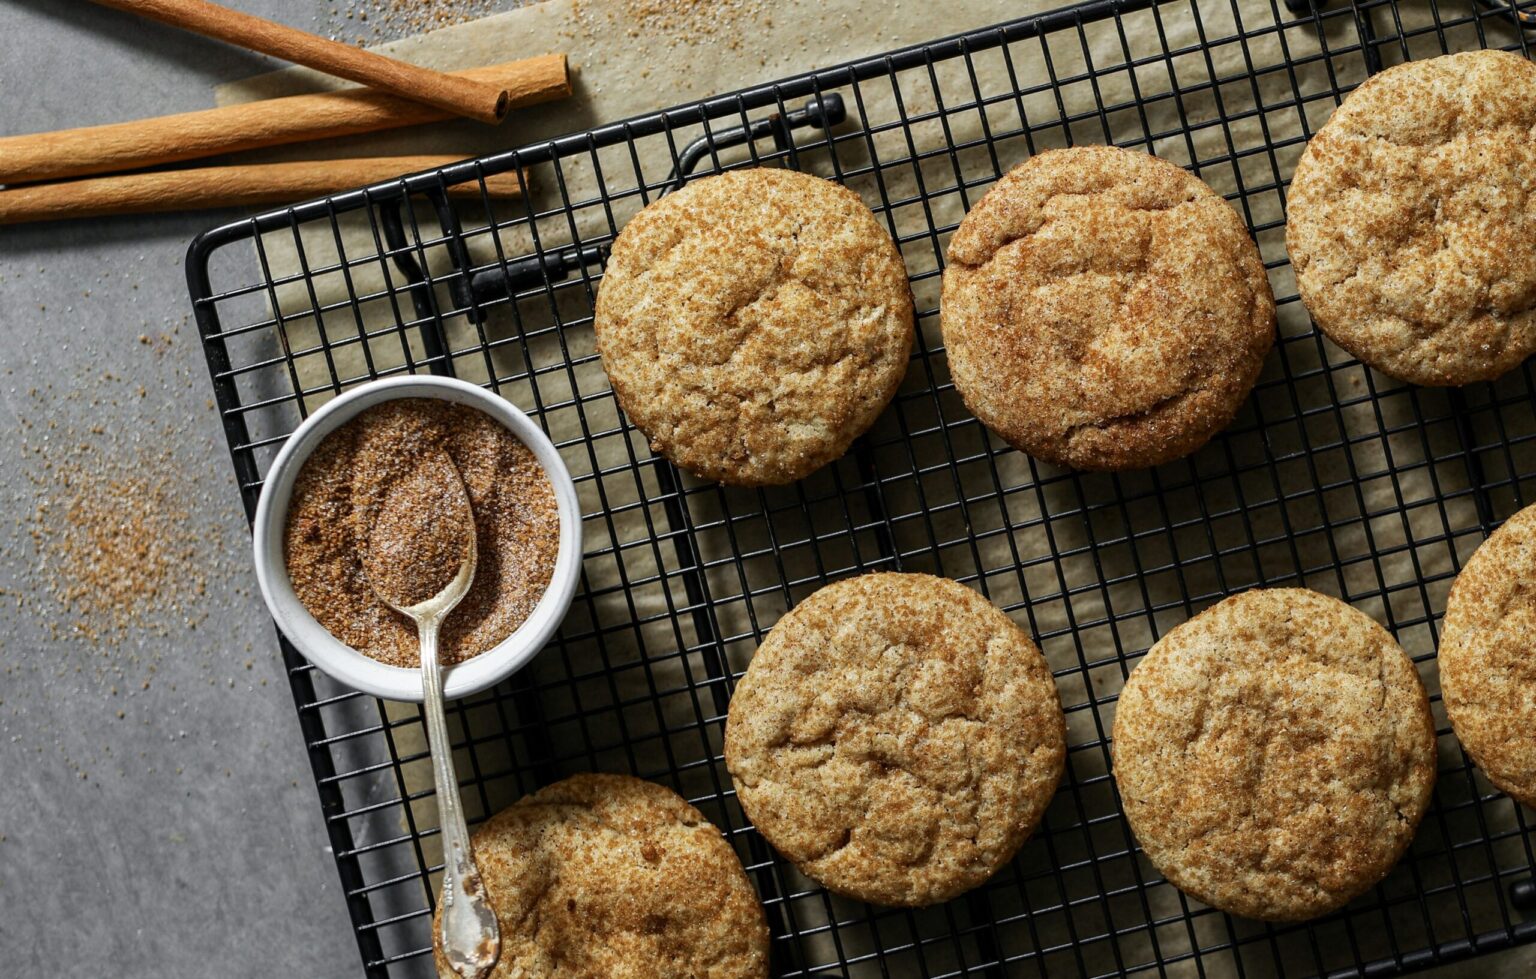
<box><xmin>251</xmin><ymin>376</ymin><xmax>582</xmax><ymax>702</ymax></box>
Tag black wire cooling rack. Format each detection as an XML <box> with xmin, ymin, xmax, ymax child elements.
<box><xmin>187</xmin><ymin>0</ymin><xmax>1536</xmax><ymax>975</ymax></box>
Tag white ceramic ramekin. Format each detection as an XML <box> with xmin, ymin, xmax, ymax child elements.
<box><xmin>251</xmin><ymin>375</ymin><xmax>582</xmax><ymax>702</ymax></box>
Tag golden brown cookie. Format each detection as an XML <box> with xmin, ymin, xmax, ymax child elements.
<box><xmin>940</xmin><ymin>145</ymin><xmax>1275</xmax><ymax>471</ymax></box>
<box><xmin>1286</xmin><ymin>50</ymin><xmax>1536</xmax><ymax>386</ymax></box>
<box><xmin>593</xmin><ymin>167</ymin><xmax>914</xmax><ymax>486</ymax></box>
<box><xmin>1439</xmin><ymin>503</ymin><xmax>1536</xmax><ymax>808</ymax></box>
<box><xmin>434</xmin><ymin>773</ymin><xmax>769</xmax><ymax>979</ymax></box>
<box><xmin>724</xmin><ymin>573</ymin><xmax>1066</xmax><ymax>907</ymax></box>
<box><xmin>1112</xmin><ymin>588</ymin><xmax>1436</xmax><ymax>921</ymax></box>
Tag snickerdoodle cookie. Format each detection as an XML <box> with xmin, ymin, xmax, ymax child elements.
<box><xmin>1113</xmin><ymin>588</ymin><xmax>1436</xmax><ymax>921</ymax></box>
<box><xmin>434</xmin><ymin>773</ymin><xmax>769</xmax><ymax>979</ymax></box>
<box><xmin>1286</xmin><ymin>50</ymin><xmax>1536</xmax><ymax>386</ymax></box>
<box><xmin>594</xmin><ymin>167</ymin><xmax>914</xmax><ymax>486</ymax></box>
<box><xmin>940</xmin><ymin>145</ymin><xmax>1275</xmax><ymax>471</ymax></box>
<box><xmin>724</xmin><ymin>573</ymin><xmax>1066</xmax><ymax>906</ymax></box>
<box><xmin>1439</xmin><ymin>503</ymin><xmax>1536</xmax><ymax>809</ymax></box>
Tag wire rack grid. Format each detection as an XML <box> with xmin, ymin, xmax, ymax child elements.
<box><xmin>187</xmin><ymin>0</ymin><xmax>1536</xmax><ymax>975</ymax></box>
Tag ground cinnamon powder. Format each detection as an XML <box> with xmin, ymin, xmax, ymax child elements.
<box><xmin>283</xmin><ymin>398</ymin><xmax>559</xmax><ymax>667</ymax></box>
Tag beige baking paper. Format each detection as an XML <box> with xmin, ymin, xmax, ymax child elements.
<box><xmin>215</xmin><ymin>3</ymin><xmax>1531</xmax><ymax>976</ymax></box>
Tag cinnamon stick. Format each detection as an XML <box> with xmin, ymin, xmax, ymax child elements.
<box><xmin>90</xmin><ymin>0</ymin><xmax>510</xmax><ymax>123</ymax></box>
<box><xmin>0</xmin><ymin>157</ymin><xmax>527</xmax><ymax>225</ymax></box>
<box><xmin>0</xmin><ymin>55</ymin><xmax>570</xmax><ymax>186</ymax></box>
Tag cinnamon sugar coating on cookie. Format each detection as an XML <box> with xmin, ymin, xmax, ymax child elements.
<box><xmin>1113</xmin><ymin>588</ymin><xmax>1436</xmax><ymax>921</ymax></box>
<box><xmin>940</xmin><ymin>145</ymin><xmax>1275</xmax><ymax>471</ymax></box>
<box><xmin>1439</xmin><ymin>503</ymin><xmax>1536</xmax><ymax>808</ymax></box>
<box><xmin>1286</xmin><ymin>50</ymin><xmax>1536</xmax><ymax>386</ymax></box>
<box><xmin>594</xmin><ymin>167</ymin><xmax>914</xmax><ymax>486</ymax></box>
<box><xmin>433</xmin><ymin>773</ymin><xmax>769</xmax><ymax>979</ymax></box>
<box><xmin>725</xmin><ymin>573</ymin><xmax>1066</xmax><ymax>906</ymax></box>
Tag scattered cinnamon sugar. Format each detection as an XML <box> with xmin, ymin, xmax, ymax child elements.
<box><xmin>324</xmin><ymin>0</ymin><xmax>515</xmax><ymax>45</ymax></box>
<box><xmin>319</xmin><ymin>0</ymin><xmax>769</xmax><ymax>58</ymax></box>
<box><xmin>18</xmin><ymin>355</ymin><xmax>217</xmax><ymax>653</ymax></box>
<box><xmin>571</xmin><ymin>0</ymin><xmax>767</xmax><ymax>51</ymax></box>
<box><xmin>284</xmin><ymin>398</ymin><xmax>560</xmax><ymax>668</ymax></box>
<box><xmin>619</xmin><ymin>0</ymin><xmax>761</xmax><ymax>39</ymax></box>
<box><xmin>31</xmin><ymin>457</ymin><xmax>207</xmax><ymax>646</ymax></box>
<box><xmin>2</xmin><ymin>269</ymin><xmax>253</xmax><ymax>784</ymax></box>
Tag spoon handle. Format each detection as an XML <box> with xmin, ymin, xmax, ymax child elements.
<box><xmin>419</xmin><ymin>621</ymin><xmax>500</xmax><ymax>979</ymax></box>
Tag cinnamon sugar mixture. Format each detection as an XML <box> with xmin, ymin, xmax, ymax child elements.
<box><xmin>284</xmin><ymin>399</ymin><xmax>559</xmax><ymax>667</ymax></box>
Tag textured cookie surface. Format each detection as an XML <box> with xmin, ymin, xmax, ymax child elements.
<box><xmin>724</xmin><ymin>573</ymin><xmax>1066</xmax><ymax>906</ymax></box>
<box><xmin>433</xmin><ymin>773</ymin><xmax>769</xmax><ymax>979</ymax></box>
<box><xmin>940</xmin><ymin>145</ymin><xmax>1275</xmax><ymax>471</ymax></box>
<box><xmin>1439</xmin><ymin>504</ymin><xmax>1536</xmax><ymax>808</ymax></box>
<box><xmin>1286</xmin><ymin>50</ymin><xmax>1536</xmax><ymax>386</ymax></box>
<box><xmin>1113</xmin><ymin>588</ymin><xmax>1436</xmax><ymax>921</ymax></box>
<box><xmin>594</xmin><ymin>167</ymin><xmax>914</xmax><ymax>486</ymax></box>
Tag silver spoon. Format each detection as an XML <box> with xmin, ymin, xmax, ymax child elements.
<box><xmin>363</xmin><ymin>456</ymin><xmax>499</xmax><ymax>979</ymax></box>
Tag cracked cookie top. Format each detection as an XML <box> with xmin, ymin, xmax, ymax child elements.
<box><xmin>1439</xmin><ymin>503</ymin><xmax>1536</xmax><ymax>808</ymax></box>
<box><xmin>433</xmin><ymin>773</ymin><xmax>769</xmax><ymax>979</ymax></box>
<box><xmin>940</xmin><ymin>145</ymin><xmax>1275</xmax><ymax>471</ymax></box>
<box><xmin>1286</xmin><ymin>50</ymin><xmax>1536</xmax><ymax>386</ymax></box>
<box><xmin>1112</xmin><ymin>588</ymin><xmax>1436</xmax><ymax>922</ymax></box>
<box><xmin>593</xmin><ymin>167</ymin><xmax>914</xmax><ymax>486</ymax></box>
<box><xmin>724</xmin><ymin>573</ymin><xmax>1066</xmax><ymax>906</ymax></box>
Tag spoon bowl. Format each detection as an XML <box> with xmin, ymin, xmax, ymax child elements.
<box><xmin>363</xmin><ymin>449</ymin><xmax>481</xmax><ymax>623</ymax></box>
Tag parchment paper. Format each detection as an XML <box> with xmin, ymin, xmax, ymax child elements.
<box><xmin>212</xmin><ymin>3</ymin><xmax>1530</xmax><ymax>975</ymax></box>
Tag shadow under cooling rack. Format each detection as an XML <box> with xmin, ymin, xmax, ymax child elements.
<box><xmin>186</xmin><ymin>0</ymin><xmax>1536</xmax><ymax>975</ymax></box>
